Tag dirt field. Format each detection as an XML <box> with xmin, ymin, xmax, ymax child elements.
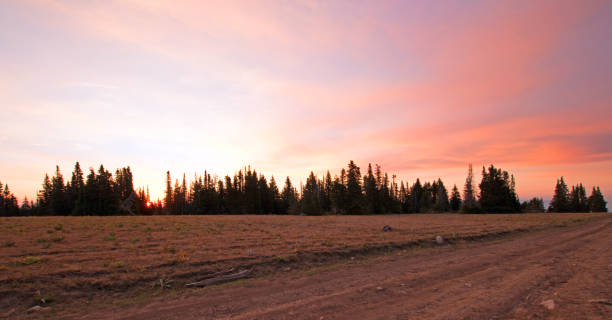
<box><xmin>1</xmin><ymin>213</ymin><xmax>610</xmax><ymax>319</ymax></box>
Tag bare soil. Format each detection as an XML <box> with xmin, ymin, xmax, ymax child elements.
<box><xmin>9</xmin><ymin>214</ymin><xmax>610</xmax><ymax>319</ymax></box>
<box><xmin>2</xmin><ymin>213</ymin><xmax>604</xmax><ymax>304</ymax></box>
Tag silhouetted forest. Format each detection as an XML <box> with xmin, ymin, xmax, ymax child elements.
<box><xmin>0</xmin><ymin>161</ymin><xmax>607</xmax><ymax>216</ymax></box>
<box><xmin>548</xmin><ymin>177</ymin><xmax>607</xmax><ymax>213</ymax></box>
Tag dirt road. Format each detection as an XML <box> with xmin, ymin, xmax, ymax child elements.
<box><xmin>83</xmin><ymin>218</ymin><xmax>611</xmax><ymax>320</ymax></box>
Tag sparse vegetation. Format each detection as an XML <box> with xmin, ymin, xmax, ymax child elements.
<box><xmin>0</xmin><ymin>213</ymin><xmax>609</xmax><ymax>313</ymax></box>
<box><xmin>21</xmin><ymin>256</ymin><xmax>40</xmax><ymax>265</ymax></box>
<box><xmin>2</xmin><ymin>240</ymin><xmax>15</xmax><ymax>247</ymax></box>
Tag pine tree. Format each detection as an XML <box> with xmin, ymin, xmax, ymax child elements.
<box><xmin>478</xmin><ymin>165</ymin><xmax>521</xmax><ymax>213</ymax></box>
<box><xmin>434</xmin><ymin>179</ymin><xmax>450</xmax><ymax>212</ymax></box>
<box><xmin>409</xmin><ymin>179</ymin><xmax>423</xmax><ymax>213</ymax></box>
<box><xmin>164</xmin><ymin>171</ymin><xmax>173</xmax><ymax>214</ymax></box>
<box><xmin>172</xmin><ymin>179</ymin><xmax>182</xmax><ymax>214</ymax></box>
<box><xmin>587</xmin><ymin>186</ymin><xmax>607</xmax><ymax>212</ymax></box>
<box><xmin>70</xmin><ymin>162</ymin><xmax>86</xmax><ymax>215</ymax></box>
<box><xmin>345</xmin><ymin>160</ymin><xmax>363</xmax><ymax>214</ymax></box>
<box><xmin>244</xmin><ymin>168</ymin><xmax>260</xmax><ymax>214</ymax></box>
<box><xmin>364</xmin><ymin>163</ymin><xmax>380</xmax><ymax>214</ymax></box>
<box><xmin>21</xmin><ymin>196</ymin><xmax>31</xmax><ymax>212</ymax></box>
<box><xmin>321</xmin><ymin>171</ymin><xmax>332</xmax><ymax>212</ymax></box>
<box><xmin>399</xmin><ymin>181</ymin><xmax>409</xmax><ymax>213</ymax></box>
<box><xmin>569</xmin><ymin>183</ymin><xmax>588</xmax><ymax>212</ymax></box>
<box><xmin>281</xmin><ymin>176</ymin><xmax>298</xmax><ymax>214</ymax></box>
<box><xmin>1</xmin><ymin>183</ymin><xmax>19</xmax><ymax>216</ymax></box>
<box><xmin>462</xmin><ymin>164</ymin><xmax>478</xmax><ymax>212</ymax></box>
<box><xmin>381</xmin><ymin>173</ymin><xmax>392</xmax><ymax>213</ymax></box>
<box><xmin>548</xmin><ymin>177</ymin><xmax>570</xmax><ymax>212</ymax></box>
<box><xmin>330</xmin><ymin>173</ymin><xmax>347</xmax><ymax>214</ymax></box>
<box><xmin>84</xmin><ymin>168</ymin><xmax>98</xmax><ymax>215</ymax></box>
<box><xmin>114</xmin><ymin>167</ymin><xmax>135</xmax><ymax>201</ymax></box>
<box><xmin>217</xmin><ymin>179</ymin><xmax>226</xmax><ymax>213</ymax></box>
<box><xmin>38</xmin><ymin>174</ymin><xmax>53</xmax><ymax>215</ymax></box>
<box><xmin>50</xmin><ymin>166</ymin><xmax>68</xmax><ymax>215</ymax></box>
<box><xmin>450</xmin><ymin>184</ymin><xmax>462</xmax><ymax>211</ymax></box>
<box><xmin>258</xmin><ymin>174</ymin><xmax>272</xmax><ymax>214</ymax></box>
<box><xmin>269</xmin><ymin>176</ymin><xmax>282</xmax><ymax>214</ymax></box>
<box><xmin>301</xmin><ymin>172</ymin><xmax>322</xmax><ymax>215</ymax></box>
<box><xmin>96</xmin><ymin>165</ymin><xmax>119</xmax><ymax>215</ymax></box>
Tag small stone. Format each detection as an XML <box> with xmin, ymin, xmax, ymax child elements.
<box><xmin>435</xmin><ymin>235</ymin><xmax>444</xmax><ymax>244</ymax></box>
<box><xmin>383</xmin><ymin>225</ymin><xmax>392</xmax><ymax>232</ymax></box>
<box><xmin>376</xmin><ymin>286</ymin><xmax>384</xmax><ymax>291</ymax></box>
<box><xmin>283</xmin><ymin>267</ymin><xmax>291</xmax><ymax>272</ymax></box>
<box><xmin>541</xmin><ymin>299</ymin><xmax>555</xmax><ymax>310</ymax></box>
<box><xmin>464</xmin><ymin>282</ymin><xmax>472</xmax><ymax>288</ymax></box>
<box><xmin>350</xmin><ymin>256</ymin><xmax>355</xmax><ymax>261</ymax></box>
<box><xmin>27</xmin><ymin>306</ymin><xmax>50</xmax><ymax>313</ymax></box>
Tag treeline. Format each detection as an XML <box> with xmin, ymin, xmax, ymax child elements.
<box><xmin>548</xmin><ymin>177</ymin><xmax>607</xmax><ymax>213</ymax></box>
<box><xmin>0</xmin><ymin>161</ymin><xmax>608</xmax><ymax>216</ymax></box>
<box><xmin>162</xmin><ymin>161</ymin><xmax>454</xmax><ymax>215</ymax></box>
<box><xmin>0</xmin><ymin>163</ymin><xmax>152</xmax><ymax>216</ymax></box>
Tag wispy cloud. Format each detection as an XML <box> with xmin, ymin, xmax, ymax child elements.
<box><xmin>1</xmin><ymin>0</ymin><xmax>611</xmax><ymax>201</ymax></box>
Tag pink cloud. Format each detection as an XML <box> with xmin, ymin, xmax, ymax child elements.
<box><xmin>3</xmin><ymin>0</ymin><xmax>611</xmax><ymax>202</ymax></box>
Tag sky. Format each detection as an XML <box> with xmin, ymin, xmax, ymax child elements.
<box><xmin>1</xmin><ymin>0</ymin><xmax>611</xmax><ymax>203</ymax></box>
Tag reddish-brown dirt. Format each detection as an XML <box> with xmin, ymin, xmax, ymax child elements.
<box><xmin>46</xmin><ymin>216</ymin><xmax>611</xmax><ymax>320</ymax></box>
<box><xmin>2</xmin><ymin>213</ymin><xmax>605</xmax><ymax>312</ymax></box>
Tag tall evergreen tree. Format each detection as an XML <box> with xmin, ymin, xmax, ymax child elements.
<box><xmin>244</xmin><ymin>168</ymin><xmax>260</xmax><ymax>214</ymax></box>
<box><xmin>399</xmin><ymin>181</ymin><xmax>409</xmax><ymax>213</ymax></box>
<box><xmin>70</xmin><ymin>162</ymin><xmax>86</xmax><ymax>215</ymax></box>
<box><xmin>50</xmin><ymin>166</ymin><xmax>68</xmax><ymax>215</ymax></box>
<box><xmin>587</xmin><ymin>186</ymin><xmax>607</xmax><ymax>212</ymax></box>
<box><xmin>462</xmin><ymin>164</ymin><xmax>478</xmax><ymax>212</ymax></box>
<box><xmin>37</xmin><ymin>174</ymin><xmax>52</xmax><ymax>215</ymax></box>
<box><xmin>258</xmin><ymin>174</ymin><xmax>272</xmax><ymax>214</ymax></box>
<box><xmin>301</xmin><ymin>171</ymin><xmax>322</xmax><ymax>215</ymax></box>
<box><xmin>164</xmin><ymin>171</ymin><xmax>173</xmax><ymax>214</ymax></box>
<box><xmin>569</xmin><ymin>183</ymin><xmax>588</xmax><ymax>212</ymax></box>
<box><xmin>450</xmin><ymin>184</ymin><xmax>462</xmax><ymax>212</ymax></box>
<box><xmin>20</xmin><ymin>196</ymin><xmax>31</xmax><ymax>213</ymax></box>
<box><xmin>434</xmin><ymin>178</ymin><xmax>450</xmax><ymax>212</ymax></box>
<box><xmin>548</xmin><ymin>177</ymin><xmax>570</xmax><ymax>212</ymax></box>
<box><xmin>364</xmin><ymin>163</ymin><xmax>380</xmax><ymax>213</ymax></box>
<box><xmin>96</xmin><ymin>165</ymin><xmax>119</xmax><ymax>215</ymax></box>
<box><xmin>409</xmin><ymin>179</ymin><xmax>423</xmax><ymax>213</ymax></box>
<box><xmin>0</xmin><ymin>183</ymin><xmax>19</xmax><ymax>216</ymax></box>
<box><xmin>269</xmin><ymin>176</ymin><xmax>282</xmax><ymax>214</ymax></box>
<box><xmin>345</xmin><ymin>160</ymin><xmax>363</xmax><ymax>214</ymax></box>
<box><xmin>172</xmin><ymin>179</ymin><xmax>182</xmax><ymax>214</ymax></box>
<box><xmin>330</xmin><ymin>172</ymin><xmax>347</xmax><ymax>214</ymax></box>
<box><xmin>420</xmin><ymin>181</ymin><xmax>434</xmax><ymax>212</ymax></box>
<box><xmin>281</xmin><ymin>176</ymin><xmax>299</xmax><ymax>214</ymax></box>
<box><xmin>478</xmin><ymin>165</ymin><xmax>521</xmax><ymax>213</ymax></box>
<box><xmin>380</xmin><ymin>173</ymin><xmax>393</xmax><ymax>213</ymax></box>
<box><xmin>83</xmin><ymin>168</ymin><xmax>98</xmax><ymax>215</ymax></box>
<box><xmin>321</xmin><ymin>171</ymin><xmax>332</xmax><ymax>212</ymax></box>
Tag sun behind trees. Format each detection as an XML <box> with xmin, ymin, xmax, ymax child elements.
<box><xmin>0</xmin><ymin>161</ymin><xmax>608</xmax><ymax>216</ymax></box>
